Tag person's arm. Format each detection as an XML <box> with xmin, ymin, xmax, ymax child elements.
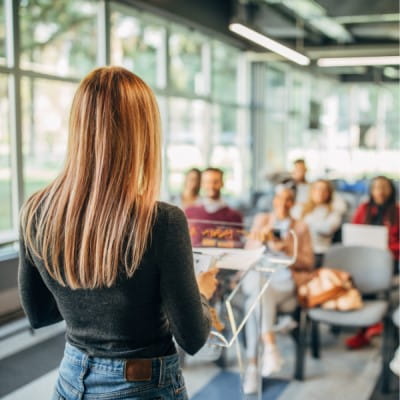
<box><xmin>388</xmin><ymin>205</ymin><xmax>400</xmax><ymax>260</ymax></box>
<box><xmin>352</xmin><ymin>203</ymin><xmax>366</xmax><ymax>224</ymax></box>
<box><xmin>159</xmin><ymin>206</ymin><xmax>212</xmax><ymax>355</ymax></box>
<box><xmin>310</xmin><ymin>210</ymin><xmax>342</xmax><ymax>236</ymax></box>
<box><xmin>245</xmin><ymin>213</ymin><xmax>270</xmax><ymax>249</ymax></box>
<box><xmin>18</xmin><ymin>227</ymin><xmax>63</xmax><ymax>329</ymax></box>
<box><xmin>287</xmin><ymin>224</ymin><xmax>314</xmax><ymax>270</ymax></box>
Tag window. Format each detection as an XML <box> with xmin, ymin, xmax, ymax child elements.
<box><xmin>169</xmin><ymin>25</ymin><xmax>207</xmax><ymax>95</ymax></box>
<box><xmin>19</xmin><ymin>0</ymin><xmax>98</xmax><ymax>77</ymax></box>
<box><xmin>382</xmin><ymin>85</ymin><xmax>399</xmax><ymax>149</ymax></box>
<box><xmin>212</xmin><ymin>41</ymin><xmax>238</xmax><ymax>103</ymax></box>
<box><xmin>0</xmin><ymin>0</ymin><xmax>5</xmax><ymax>64</ymax></box>
<box><xmin>111</xmin><ymin>5</ymin><xmax>165</xmax><ymax>88</ymax></box>
<box><xmin>167</xmin><ymin>97</ymin><xmax>209</xmax><ymax>194</ymax></box>
<box><xmin>22</xmin><ymin>78</ymin><xmax>76</xmax><ymax>199</ymax></box>
<box><xmin>0</xmin><ymin>74</ymin><xmax>12</xmax><ymax>237</ymax></box>
<box><xmin>265</xmin><ymin>67</ymin><xmax>286</xmax><ymax>114</ymax></box>
<box><xmin>210</xmin><ymin>106</ymin><xmax>251</xmax><ymax>196</ymax></box>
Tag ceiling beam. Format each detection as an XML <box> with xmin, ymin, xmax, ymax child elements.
<box><xmin>305</xmin><ymin>44</ymin><xmax>399</xmax><ymax>59</ymax></box>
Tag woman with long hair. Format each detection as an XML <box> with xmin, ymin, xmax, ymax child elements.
<box><xmin>177</xmin><ymin>168</ymin><xmax>202</xmax><ymax>209</ymax></box>
<box><xmin>300</xmin><ymin>179</ymin><xmax>342</xmax><ymax>268</ymax></box>
<box><xmin>243</xmin><ymin>185</ymin><xmax>314</xmax><ymax>394</ymax></box>
<box><xmin>18</xmin><ymin>66</ymin><xmax>217</xmax><ymax>400</ymax></box>
<box><xmin>346</xmin><ymin>175</ymin><xmax>399</xmax><ymax>349</ymax></box>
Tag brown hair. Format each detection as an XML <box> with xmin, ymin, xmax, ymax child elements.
<box><xmin>20</xmin><ymin>66</ymin><xmax>161</xmax><ymax>289</ymax></box>
<box><xmin>301</xmin><ymin>179</ymin><xmax>334</xmax><ymax>218</ymax></box>
<box><xmin>203</xmin><ymin>167</ymin><xmax>224</xmax><ymax>177</ymax></box>
<box><xmin>366</xmin><ymin>176</ymin><xmax>398</xmax><ymax>225</ymax></box>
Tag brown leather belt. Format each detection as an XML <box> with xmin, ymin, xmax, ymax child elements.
<box><xmin>125</xmin><ymin>359</ymin><xmax>152</xmax><ymax>382</ymax></box>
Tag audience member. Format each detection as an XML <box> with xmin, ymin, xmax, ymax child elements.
<box><xmin>291</xmin><ymin>159</ymin><xmax>347</xmax><ymax>217</ymax></box>
<box><xmin>345</xmin><ymin>176</ymin><xmax>399</xmax><ymax>350</ymax></box>
<box><xmin>243</xmin><ymin>185</ymin><xmax>314</xmax><ymax>394</ymax></box>
<box><xmin>298</xmin><ymin>179</ymin><xmax>342</xmax><ymax>267</ymax></box>
<box><xmin>292</xmin><ymin>159</ymin><xmax>309</xmax><ymax>204</ymax></box>
<box><xmin>185</xmin><ymin>168</ymin><xmax>243</xmax><ymax>247</ymax></box>
<box><xmin>174</xmin><ymin>168</ymin><xmax>202</xmax><ymax>209</ymax></box>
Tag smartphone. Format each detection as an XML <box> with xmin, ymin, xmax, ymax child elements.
<box><xmin>272</xmin><ymin>228</ymin><xmax>282</xmax><ymax>240</ymax></box>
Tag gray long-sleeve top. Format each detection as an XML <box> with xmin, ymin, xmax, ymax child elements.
<box><xmin>18</xmin><ymin>202</ymin><xmax>211</xmax><ymax>358</ymax></box>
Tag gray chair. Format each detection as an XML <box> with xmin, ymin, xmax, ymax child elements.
<box><xmin>297</xmin><ymin>245</ymin><xmax>394</xmax><ymax>392</ymax></box>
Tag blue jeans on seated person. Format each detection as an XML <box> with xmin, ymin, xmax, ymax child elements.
<box><xmin>52</xmin><ymin>342</ymin><xmax>188</xmax><ymax>400</ymax></box>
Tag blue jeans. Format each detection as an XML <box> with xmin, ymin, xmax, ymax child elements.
<box><xmin>52</xmin><ymin>342</ymin><xmax>188</xmax><ymax>400</ymax></box>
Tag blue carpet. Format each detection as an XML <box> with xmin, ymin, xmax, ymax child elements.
<box><xmin>191</xmin><ymin>371</ymin><xmax>288</xmax><ymax>400</ymax></box>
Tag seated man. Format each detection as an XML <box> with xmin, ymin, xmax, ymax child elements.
<box><xmin>243</xmin><ymin>185</ymin><xmax>314</xmax><ymax>394</ymax></box>
<box><xmin>185</xmin><ymin>168</ymin><xmax>243</xmax><ymax>248</ymax></box>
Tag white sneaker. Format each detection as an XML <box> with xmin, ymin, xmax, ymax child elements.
<box><xmin>273</xmin><ymin>315</ymin><xmax>298</xmax><ymax>333</ymax></box>
<box><xmin>243</xmin><ymin>364</ymin><xmax>258</xmax><ymax>394</ymax></box>
<box><xmin>261</xmin><ymin>345</ymin><xmax>283</xmax><ymax>377</ymax></box>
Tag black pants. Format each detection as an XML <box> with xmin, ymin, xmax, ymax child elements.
<box><xmin>314</xmin><ymin>253</ymin><xmax>324</xmax><ymax>269</ymax></box>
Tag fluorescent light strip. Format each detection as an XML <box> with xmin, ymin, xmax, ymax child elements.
<box><xmin>229</xmin><ymin>23</ymin><xmax>310</xmax><ymax>66</ymax></box>
<box><xmin>317</xmin><ymin>56</ymin><xmax>400</xmax><ymax>67</ymax></box>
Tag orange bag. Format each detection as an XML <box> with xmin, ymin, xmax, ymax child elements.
<box><xmin>298</xmin><ymin>268</ymin><xmax>362</xmax><ymax>310</ymax></box>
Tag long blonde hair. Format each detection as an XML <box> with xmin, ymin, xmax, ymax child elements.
<box><xmin>301</xmin><ymin>179</ymin><xmax>334</xmax><ymax>218</ymax></box>
<box><xmin>20</xmin><ymin>67</ymin><xmax>161</xmax><ymax>289</ymax></box>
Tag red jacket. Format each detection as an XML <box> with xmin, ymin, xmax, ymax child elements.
<box><xmin>352</xmin><ymin>202</ymin><xmax>400</xmax><ymax>261</ymax></box>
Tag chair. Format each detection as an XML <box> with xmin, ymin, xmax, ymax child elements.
<box><xmin>296</xmin><ymin>245</ymin><xmax>394</xmax><ymax>392</ymax></box>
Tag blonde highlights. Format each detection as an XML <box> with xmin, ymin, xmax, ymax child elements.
<box><xmin>21</xmin><ymin>67</ymin><xmax>161</xmax><ymax>289</ymax></box>
<box><xmin>301</xmin><ymin>179</ymin><xmax>334</xmax><ymax>218</ymax></box>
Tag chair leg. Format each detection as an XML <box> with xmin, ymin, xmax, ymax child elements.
<box><xmin>381</xmin><ymin>315</ymin><xmax>393</xmax><ymax>394</ymax></box>
<box><xmin>311</xmin><ymin>320</ymin><xmax>320</xmax><ymax>359</ymax></box>
<box><xmin>294</xmin><ymin>310</ymin><xmax>308</xmax><ymax>381</ymax></box>
<box><xmin>330</xmin><ymin>325</ymin><xmax>341</xmax><ymax>336</ymax></box>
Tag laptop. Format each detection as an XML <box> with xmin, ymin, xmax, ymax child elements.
<box><xmin>342</xmin><ymin>223</ymin><xmax>388</xmax><ymax>249</ymax></box>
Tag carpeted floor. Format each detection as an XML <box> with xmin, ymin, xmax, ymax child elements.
<box><xmin>191</xmin><ymin>371</ymin><xmax>288</xmax><ymax>400</ymax></box>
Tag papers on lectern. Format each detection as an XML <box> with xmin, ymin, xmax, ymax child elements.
<box><xmin>193</xmin><ymin>246</ymin><xmax>265</xmax><ymax>271</ymax></box>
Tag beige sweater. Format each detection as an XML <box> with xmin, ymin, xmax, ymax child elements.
<box><xmin>249</xmin><ymin>213</ymin><xmax>315</xmax><ymax>287</ymax></box>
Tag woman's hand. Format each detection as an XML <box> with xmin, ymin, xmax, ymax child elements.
<box><xmin>267</xmin><ymin>238</ymin><xmax>287</xmax><ymax>253</ymax></box>
<box><xmin>197</xmin><ymin>267</ymin><xmax>218</xmax><ymax>300</ymax></box>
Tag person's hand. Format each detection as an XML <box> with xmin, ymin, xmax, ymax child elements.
<box><xmin>248</xmin><ymin>226</ymin><xmax>272</xmax><ymax>243</ymax></box>
<box><xmin>197</xmin><ymin>267</ymin><xmax>218</xmax><ymax>300</ymax></box>
<box><xmin>267</xmin><ymin>238</ymin><xmax>286</xmax><ymax>253</ymax></box>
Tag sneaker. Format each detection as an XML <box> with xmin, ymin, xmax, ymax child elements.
<box><xmin>243</xmin><ymin>364</ymin><xmax>258</xmax><ymax>394</ymax></box>
<box><xmin>261</xmin><ymin>345</ymin><xmax>283</xmax><ymax>377</ymax></box>
<box><xmin>390</xmin><ymin>346</ymin><xmax>400</xmax><ymax>376</ymax></box>
<box><xmin>273</xmin><ymin>315</ymin><xmax>298</xmax><ymax>333</ymax></box>
<box><xmin>365</xmin><ymin>322</ymin><xmax>383</xmax><ymax>340</ymax></box>
<box><xmin>345</xmin><ymin>330</ymin><xmax>370</xmax><ymax>350</ymax></box>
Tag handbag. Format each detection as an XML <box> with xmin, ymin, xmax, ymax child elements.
<box><xmin>297</xmin><ymin>268</ymin><xmax>363</xmax><ymax>311</ymax></box>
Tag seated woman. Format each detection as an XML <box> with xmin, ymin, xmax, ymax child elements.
<box><xmin>297</xmin><ymin>179</ymin><xmax>344</xmax><ymax>268</ymax></box>
<box><xmin>243</xmin><ymin>185</ymin><xmax>314</xmax><ymax>394</ymax></box>
<box><xmin>346</xmin><ymin>176</ymin><xmax>399</xmax><ymax>349</ymax></box>
<box><xmin>174</xmin><ymin>168</ymin><xmax>202</xmax><ymax>209</ymax></box>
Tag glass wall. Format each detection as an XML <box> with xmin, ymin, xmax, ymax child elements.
<box><xmin>0</xmin><ymin>0</ymin><xmax>251</xmax><ymax>246</ymax></box>
<box><xmin>260</xmin><ymin>62</ymin><xmax>400</xmax><ymax>180</ymax></box>
<box><xmin>169</xmin><ymin>25</ymin><xmax>207</xmax><ymax>96</ymax></box>
<box><xmin>21</xmin><ymin>78</ymin><xmax>76</xmax><ymax>198</ymax></box>
<box><xmin>19</xmin><ymin>0</ymin><xmax>98</xmax><ymax>77</ymax></box>
<box><xmin>111</xmin><ymin>5</ymin><xmax>166</xmax><ymax>89</ymax></box>
<box><xmin>0</xmin><ymin>74</ymin><xmax>11</xmax><ymax>238</ymax></box>
<box><xmin>0</xmin><ymin>0</ymin><xmax>6</xmax><ymax>64</ymax></box>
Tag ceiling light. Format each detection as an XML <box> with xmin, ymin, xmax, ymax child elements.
<box><xmin>317</xmin><ymin>56</ymin><xmax>400</xmax><ymax>67</ymax></box>
<box><xmin>334</xmin><ymin>14</ymin><xmax>400</xmax><ymax>24</ymax></box>
<box><xmin>229</xmin><ymin>23</ymin><xmax>310</xmax><ymax>65</ymax></box>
